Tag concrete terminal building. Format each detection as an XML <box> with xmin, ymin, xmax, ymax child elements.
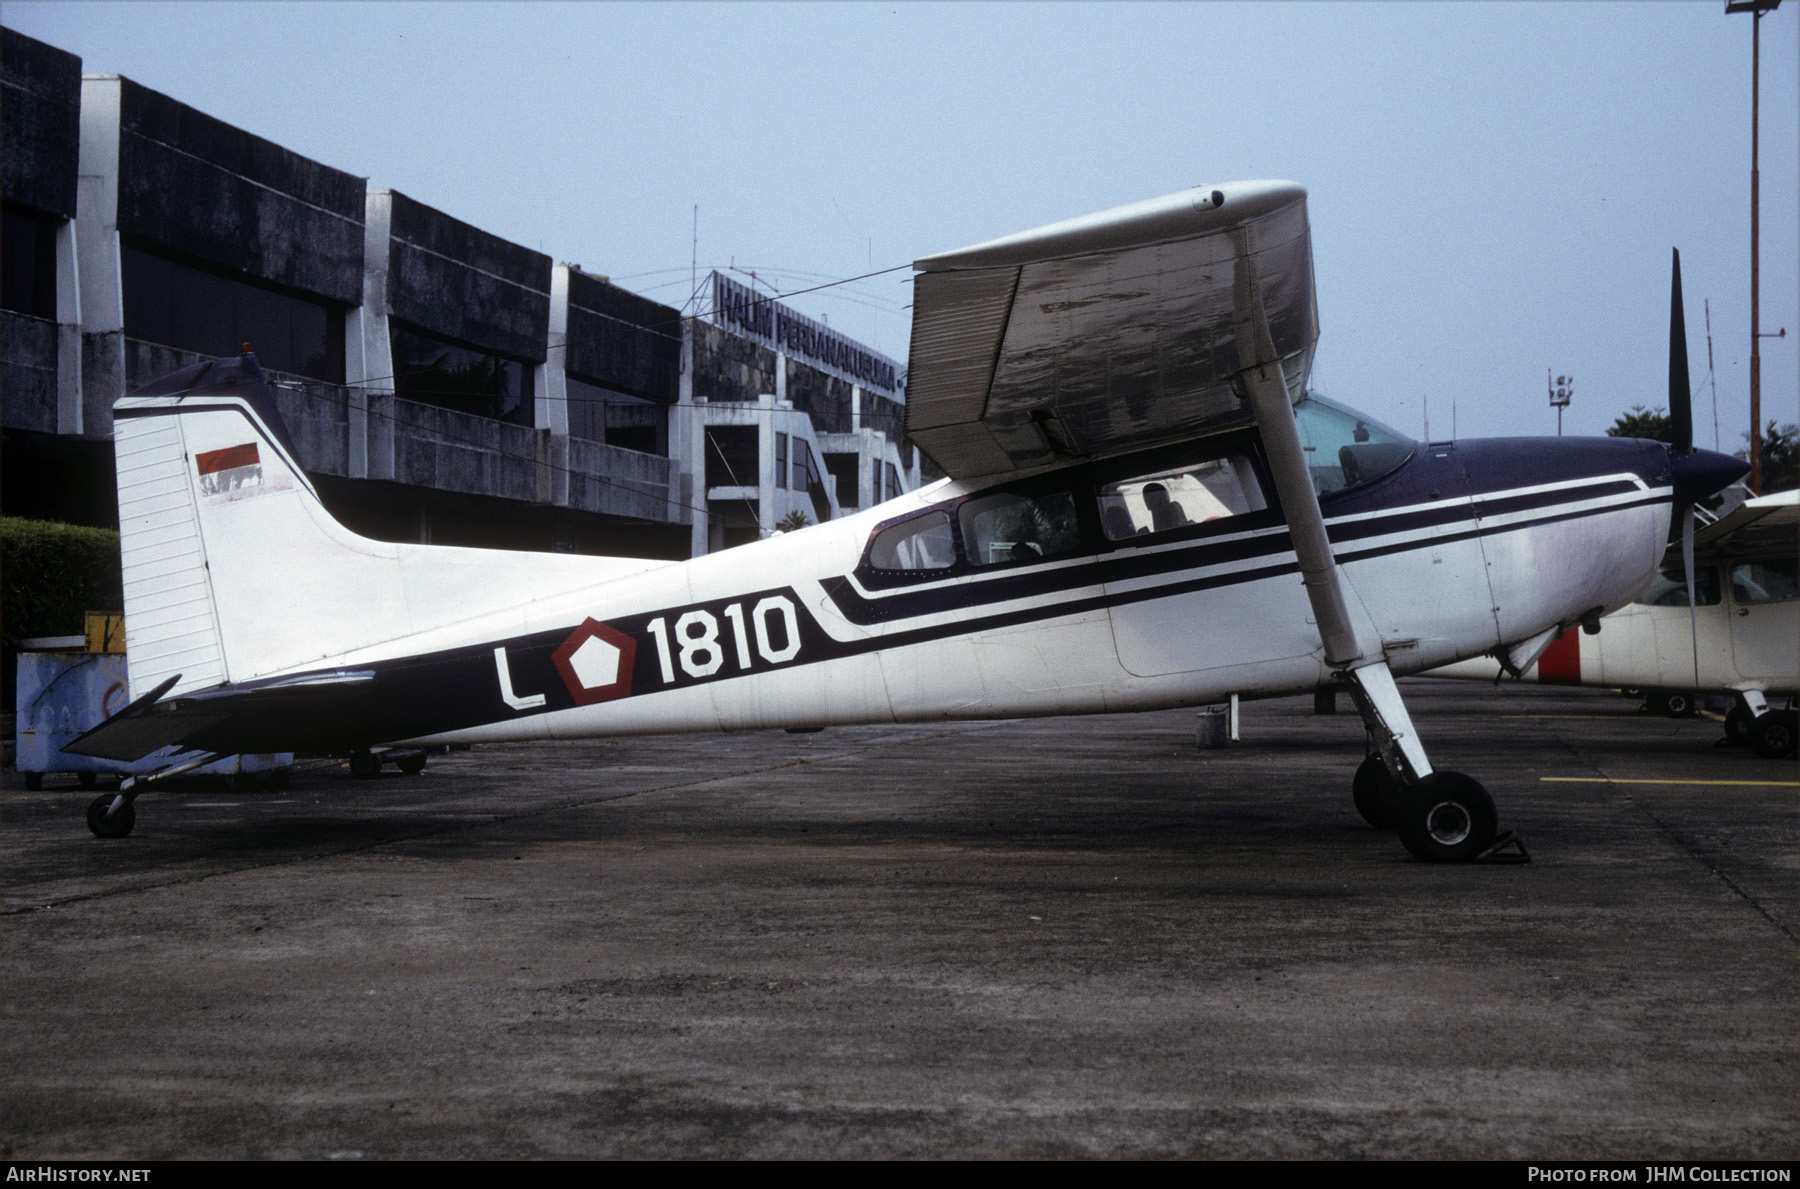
<box><xmin>1</xmin><ymin>28</ymin><xmax>921</xmax><ymax>561</ymax></box>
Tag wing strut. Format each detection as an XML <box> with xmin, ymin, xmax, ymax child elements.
<box><xmin>1231</xmin><ymin>241</ymin><xmax>1433</xmax><ymax>784</ymax></box>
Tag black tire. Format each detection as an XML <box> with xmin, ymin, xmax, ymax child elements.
<box><xmin>1396</xmin><ymin>772</ymin><xmax>1498</xmax><ymax>863</ymax></box>
<box><xmin>78</xmin><ymin>770</ymin><xmax>98</xmax><ymax>788</ymax></box>
<box><xmin>87</xmin><ymin>794</ymin><xmax>135</xmax><ymax>839</ymax></box>
<box><xmin>1655</xmin><ymin>690</ymin><xmax>1697</xmax><ymax>718</ymax></box>
<box><xmin>24</xmin><ymin>772</ymin><xmax>42</xmax><ymax>791</ymax></box>
<box><xmin>1724</xmin><ymin>703</ymin><xmax>1755</xmax><ymax>747</ymax></box>
<box><xmin>1352</xmin><ymin>753</ymin><xmax>1400</xmax><ymax>830</ymax></box>
<box><xmin>1750</xmin><ymin>710</ymin><xmax>1798</xmax><ymax>760</ymax></box>
<box><xmin>270</xmin><ymin>769</ymin><xmax>291</xmax><ymax>790</ymax></box>
<box><xmin>349</xmin><ymin>751</ymin><xmax>382</xmax><ymax>779</ymax></box>
<box><xmin>395</xmin><ymin>753</ymin><xmax>426</xmax><ymax>775</ymax></box>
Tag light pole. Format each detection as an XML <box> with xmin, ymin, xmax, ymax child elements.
<box><xmin>1548</xmin><ymin>371</ymin><xmax>1573</xmax><ymax>436</ymax></box>
<box><xmin>1726</xmin><ymin>0</ymin><xmax>1782</xmax><ymax>493</ymax></box>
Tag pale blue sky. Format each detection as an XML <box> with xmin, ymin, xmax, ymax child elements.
<box><xmin>6</xmin><ymin>1</ymin><xmax>1794</xmax><ymax>445</ymax></box>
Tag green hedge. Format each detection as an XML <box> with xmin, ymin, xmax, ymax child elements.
<box><xmin>2</xmin><ymin>517</ymin><xmax>124</xmax><ymax>655</ymax></box>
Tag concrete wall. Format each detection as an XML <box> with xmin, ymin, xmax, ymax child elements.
<box><xmin>2</xmin><ymin>31</ymin><xmax>82</xmax><ymax>436</ymax></box>
<box><xmin>114</xmin><ymin>78</ymin><xmax>362</xmax><ymax>304</ymax></box>
<box><xmin>692</xmin><ymin>321</ymin><xmax>778</xmax><ymax>404</ymax></box>
<box><xmin>785</xmin><ymin>358</ymin><xmax>854</xmax><ymax>434</ymax></box>
<box><xmin>3</xmin><ymin>314</ymin><xmax>60</xmax><ymax>432</ymax></box>
<box><xmin>564</xmin><ymin>268</ymin><xmax>681</xmax><ymax>401</ymax></box>
<box><xmin>1</xmin><ymin>30</ymin><xmax>79</xmax><ymax>218</ymax></box>
<box><xmin>385</xmin><ymin>190</ymin><xmax>548</xmax><ymax>364</ymax></box>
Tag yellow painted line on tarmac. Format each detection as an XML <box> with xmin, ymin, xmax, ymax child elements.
<box><xmin>1540</xmin><ymin>776</ymin><xmax>1799</xmax><ymax>788</ymax></box>
<box><xmin>1503</xmin><ymin>714</ymin><xmax>1645</xmax><ymax>720</ymax></box>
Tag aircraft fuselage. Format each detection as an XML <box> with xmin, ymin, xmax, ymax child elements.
<box><xmin>225</xmin><ymin>429</ymin><xmax>1680</xmax><ymax>756</ymax></box>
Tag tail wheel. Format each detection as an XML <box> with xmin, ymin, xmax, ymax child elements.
<box><xmin>87</xmin><ymin>794</ymin><xmax>136</xmax><ymax>839</ymax></box>
<box><xmin>348</xmin><ymin>751</ymin><xmax>382</xmax><ymax>779</ymax></box>
<box><xmin>1396</xmin><ymin>772</ymin><xmax>1498</xmax><ymax>863</ymax></box>
<box><xmin>1750</xmin><ymin>710</ymin><xmax>1798</xmax><ymax>760</ymax></box>
<box><xmin>1352</xmin><ymin>754</ymin><xmax>1400</xmax><ymax>830</ymax></box>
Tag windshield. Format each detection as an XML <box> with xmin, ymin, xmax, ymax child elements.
<box><xmin>1293</xmin><ymin>393</ymin><xmax>1414</xmax><ymax>496</ymax></box>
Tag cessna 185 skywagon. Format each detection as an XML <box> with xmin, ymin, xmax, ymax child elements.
<box><xmin>68</xmin><ymin>181</ymin><xmax>1748</xmax><ymax>861</ymax></box>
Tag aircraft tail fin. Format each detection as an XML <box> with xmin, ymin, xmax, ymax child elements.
<box><xmin>114</xmin><ymin>352</ymin><xmax>663</xmax><ymax>703</ymax></box>
<box><xmin>113</xmin><ymin>352</ymin><xmax>316</xmax><ymax>699</ymax></box>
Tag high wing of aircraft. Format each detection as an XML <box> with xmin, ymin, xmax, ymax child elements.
<box><xmin>67</xmin><ymin>180</ymin><xmax>1748</xmax><ymax>861</ymax></box>
<box><xmin>1428</xmin><ymin>489</ymin><xmax>1797</xmax><ymax>756</ymax></box>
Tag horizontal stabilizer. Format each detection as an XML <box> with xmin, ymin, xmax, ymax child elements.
<box><xmin>63</xmin><ymin>670</ymin><xmax>378</xmax><ymax>762</ymax></box>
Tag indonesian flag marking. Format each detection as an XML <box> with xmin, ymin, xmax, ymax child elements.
<box><xmin>196</xmin><ymin>443</ymin><xmax>262</xmax><ymax>495</ymax></box>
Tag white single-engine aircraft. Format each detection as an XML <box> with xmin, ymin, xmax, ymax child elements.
<box><xmin>1429</xmin><ymin>489</ymin><xmax>1797</xmax><ymax>756</ymax></box>
<box><xmin>69</xmin><ymin>181</ymin><xmax>1748</xmax><ymax>861</ymax></box>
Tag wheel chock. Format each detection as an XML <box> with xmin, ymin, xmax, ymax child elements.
<box><xmin>1475</xmin><ymin>830</ymin><xmax>1531</xmax><ymax>864</ymax></box>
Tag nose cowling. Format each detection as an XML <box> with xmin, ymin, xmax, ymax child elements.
<box><xmin>1669</xmin><ymin>446</ymin><xmax>1750</xmax><ymax>507</ymax></box>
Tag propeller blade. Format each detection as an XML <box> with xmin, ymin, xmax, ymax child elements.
<box><xmin>1669</xmin><ymin>248</ymin><xmax>1694</xmax><ymax>455</ymax></box>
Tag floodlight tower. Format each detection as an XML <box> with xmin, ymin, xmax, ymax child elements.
<box><xmin>1725</xmin><ymin>0</ymin><xmax>1783</xmax><ymax>493</ymax></box>
<box><xmin>1548</xmin><ymin>371</ymin><xmax>1573</xmax><ymax>436</ymax></box>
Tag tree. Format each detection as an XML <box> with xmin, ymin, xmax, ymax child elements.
<box><xmin>1740</xmin><ymin>421</ymin><xmax>1799</xmax><ymax>493</ymax></box>
<box><xmin>1606</xmin><ymin>406</ymin><xmax>1674</xmax><ymax>442</ymax></box>
<box><xmin>775</xmin><ymin>510</ymin><xmax>811</xmax><ymax>532</ymax></box>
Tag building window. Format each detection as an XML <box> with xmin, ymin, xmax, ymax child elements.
<box><xmin>705</xmin><ymin>425</ymin><xmax>759</xmax><ymax>489</ymax></box>
<box><xmin>2</xmin><ymin>203</ymin><xmax>58</xmax><ymax>320</ymax></box>
<box><xmin>566</xmin><ymin>375</ymin><xmax>667</xmax><ymax>454</ymax></box>
<box><xmin>121</xmin><ymin>240</ymin><xmax>345</xmax><ymax>382</ymax></box>
<box><xmin>824</xmin><ymin>452</ymin><xmax>859</xmax><ymax>509</ymax></box>
<box><xmin>774</xmin><ymin>432</ymin><xmax>788</xmax><ymax>490</ymax></box>
<box><xmin>792</xmin><ymin>438</ymin><xmax>814</xmax><ymax>494</ymax></box>
<box><xmin>391</xmin><ymin>323</ymin><xmax>531</xmax><ymax>426</ymax></box>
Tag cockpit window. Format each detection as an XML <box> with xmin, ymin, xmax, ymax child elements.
<box><xmin>1098</xmin><ymin>456</ymin><xmax>1267</xmax><ymax>541</ymax></box>
<box><xmin>1729</xmin><ymin>559</ymin><xmax>1798</xmax><ymax>604</ymax></box>
<box><xmin>867</xmin><ymin>509</ymin><xmax>955</xmax><ymax>572</ymax></box>
<box><xmin>959</xmin><ymin>489</ymin><xmax>1082</xmax><ymax>566</ymax></box>
<box><xmin>1294</xmin><ymin>393</ymin><xmax>1414</xmax><ymax>496</ymax></box>
<box><xmin>1635</xmin><ymin>567</ymin><xmax>1722</xmax><ymax>607</ymax></box>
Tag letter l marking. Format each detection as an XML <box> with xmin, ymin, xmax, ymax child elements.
<box><xmin>494</xmin><ymin>646</ymin><xmax>547</xmax><ymax>710</ymax></box>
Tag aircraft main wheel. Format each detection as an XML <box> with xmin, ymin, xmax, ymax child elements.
<box><xmin>395</xmin><ymin>753</ymin><xmax>426</xmax><ymax>775</ymax></box>
<box><xmin>1750</xmin><ymin>710</ymin><xmax>1798</xmax><ymax>760</ymax></box>
<box><xmin>1650</xmin><ymin>689</ymin><xmax>1697</xmax><ymax>718</ymax></box>
<box><xmin>86</xmin><ymin>794</ymin><xmax>135</xmax><ymax>839</ymax></box>
<box><xmin>1396</xmin><ymin>772</ymin><xmax>1498</xmax><ymax>863</ymax></box>
<box><xmin>1724</xmin><ymin>704</ymin><xmax>1755</xmax><ymax>747</ymax></box>
<box><xmin>349</xmin><ymin>751</ymin><xmax>382</xmax><ymax>779</ymax></box>
<box><xmin>1352</xmin><ymin>754</ymin><xmax>1400</xmax><ymax>830</ymax></box>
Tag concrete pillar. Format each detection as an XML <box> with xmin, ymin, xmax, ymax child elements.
<box><xmin>75</xmin><ymin>77</ymin><xmax>123</xmax><ymax>438</ymax></box>
<box><xmin>678</xmin><ymin>320</ymin><xmax>708</xmax><ymax>557</ymax></box>
<box><xmin>537</xmin><ymin>266</ymin><xmax>572</xmax><ymax>508</ymax></box>
<box><xmin>347</xmin><ymin>190</ymin><xmax>396</xmax><ymax>482</ymax></box>
<box><xmin>757</xmin><ymin>394</ymin><xmax>776</xmax><ymax>536</ymax></box>
<box><xmin>54</xmin><ymin>213</ymin><xmax>82</xmax><ymax>436</ymax></box>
